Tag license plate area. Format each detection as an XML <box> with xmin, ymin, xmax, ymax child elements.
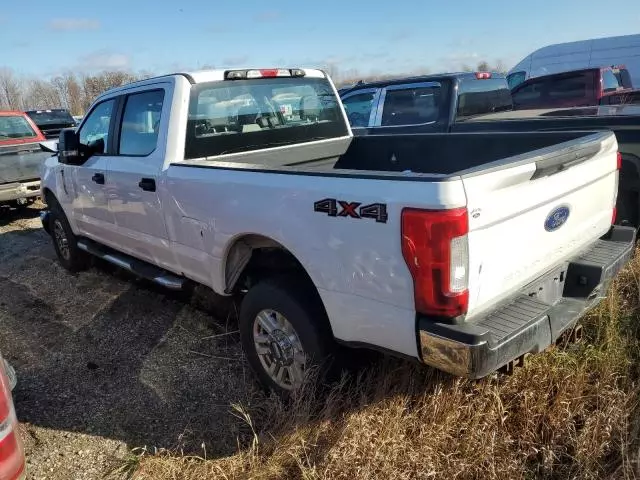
<box><xmin>521</xmin><ymin>263</ymin><xmax>568</xmax><ymax>306</ymax></box>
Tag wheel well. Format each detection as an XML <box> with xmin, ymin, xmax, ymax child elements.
<box><xmin>224</xmin><ymin>235</ymin><xmax>333</xmax><ymax>334</ymax></box>
<box><xmin>42</xmin><ymin>188</ymin><xmax>56</xmax><ymax>207</ymax></box>
<box><xmin>225</xmin><ymin>235</ymin><xmax>312</xmax><ymax>293</ymax></box>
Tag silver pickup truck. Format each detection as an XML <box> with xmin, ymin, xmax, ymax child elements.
<box><xmin>0</xmin><ymin>111</ymin><xmax>51</xmax><ymax>209</ymax></box>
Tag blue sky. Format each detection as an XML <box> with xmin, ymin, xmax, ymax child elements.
<box><xmin>1</xmin><ymin>0</ymin><xmax>639</xmax><ymax>78</ymax></box>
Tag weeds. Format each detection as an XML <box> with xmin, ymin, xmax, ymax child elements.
<box><xmin>114</xmin><ymin>252</ymin><xmax>640</xmax><ymax>480</ymax></box>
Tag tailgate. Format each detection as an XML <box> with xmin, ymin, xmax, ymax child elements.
<box><xmin>0</xmin><ymin>142</ymin><xmax>50</xmax><ymax>184</ymax></box>
<box><xmin>463</xmin><ymin>131</ymin><xmax>619</xmax><ymax>318</ymax></box>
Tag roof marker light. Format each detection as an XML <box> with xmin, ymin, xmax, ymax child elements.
<box><xmin>225</xmin><ymin>69</ymin><xmax>304</xmax><ymax>80</ymax></box>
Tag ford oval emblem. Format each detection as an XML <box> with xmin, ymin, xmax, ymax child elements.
<box><xmin>544</xmin><ymin>205</ymin><xmax>570</xmax><ymax>232</ymax></box>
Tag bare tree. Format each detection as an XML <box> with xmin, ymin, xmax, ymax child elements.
<box><xmin>23</xmin><ymin>79</ymin><xmax>61</xmax><ymax>110</ymax></box>
<box><xmin>476</xmin><ymin>61</ymin><xmax>490</xmax><ymax>72</ymax></box>
<box><xmin>322</xmin><ymin>62</ymin><xmax>341</xmax><ymax>82</ymax></box>
<box><xmin>494</xmin><ymin>60</ymin><xmax>507</xmax><ymax>74</ymax></box>
<box><xmin>0</xmin><ymin>68</ymin><xmax>23</xmax><ymax>110</ymax></box>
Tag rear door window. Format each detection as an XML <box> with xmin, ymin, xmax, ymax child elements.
<box><xmin>380</xmin><ymin>83</ymin><xmax>442</xmax><ymax>126</ymax></box>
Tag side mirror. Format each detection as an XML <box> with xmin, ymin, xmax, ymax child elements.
<box><xmin>39</xmin><ymin>140</ymin><xmax>59</xmax><ymax>154</ymax></box>
<box><xmin>58</xmin><ymin>128</ymin><xmax>82</xmax><ymax>165</ymax></box>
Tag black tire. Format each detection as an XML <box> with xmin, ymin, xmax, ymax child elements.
<box><xmin>49</xmin><ymin>202</ymin><xmax>91</xmax><ymax>272</ymax></box>
<box><xmin>239</xmin><ymin>275</ymin><xmax>334</xmax><ymax>397</ymax></box>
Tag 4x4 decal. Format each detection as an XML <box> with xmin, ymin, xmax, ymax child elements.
<box><xmin>313</xmin><ymin>198</ymin><xmax>388</xmax><ymax>223</ymax></box>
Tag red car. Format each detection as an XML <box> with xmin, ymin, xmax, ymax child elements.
<box><xmin>0</xmin><ymin>111</ymin><xmax>49</xmax><ymax>209</ymax></box>
<box><xmin>511</xmin><ymin>66</ymin><xmax>639</xmax><ymax>110</ymax></box>
<box><xmin>0</xmin><ymin>353</ymin><xmax>24</xmax><ymax>480</ymax></box>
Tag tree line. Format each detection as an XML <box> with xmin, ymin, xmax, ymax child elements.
<box><xmin>0</xmin><ymin>60</ymin><xmax>506</xmax><ymax>114</ymax></box>
<box><xmin>0</xmin><ymin>67</ymin><xmax>152</xmax><ymax>115</ymax></box>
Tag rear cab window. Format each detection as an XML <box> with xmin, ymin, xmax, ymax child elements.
<box><xmin>0</xmin><ymin>114</ymin><xmax>40</xmax><ymax>144</ymax></box>
<box><xmin>25</xmin><ymin>109</ymin><xmax>76</xmax><ymax>127</ymax></box>
<box><xmin>455</xmin><ymin>77</ymin><xmax>512</xmax><ymax>120</ymax></box>
<box><xmin>512</xmin><ymin>72</ymin><xmax>596</xmax><ymax>108</ymax></box>
<box><xmin>185</xmin><ymin>71</ymin><xmax>348</xmax><ymax>159</ymax></box>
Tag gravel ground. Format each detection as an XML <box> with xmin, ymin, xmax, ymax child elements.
<box><xmin>0</xmin><ymin>203</ymin><xmax>263</xmax><ymax>479</ymax></box>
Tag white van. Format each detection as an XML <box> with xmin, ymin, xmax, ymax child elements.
<box><xmin>507</xmin><ymin>34</ymin><xmax>640</xmax><ymax>89</ymax></box>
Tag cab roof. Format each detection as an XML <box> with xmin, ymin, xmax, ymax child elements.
<box><xmin>96</xmin><ymin>68</ymin><xmax>329</xmax><ymax>100</ymax></box>
<box><xmin>338</xmin><ymin>71</ymin><xmax>507</xmax><ymax>94</ymax></box>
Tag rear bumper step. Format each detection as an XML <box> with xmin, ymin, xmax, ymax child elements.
<box><xmin>418</xmin><ymin>225</ymin><xmax>636</xmax><ymax>379</ymax></box>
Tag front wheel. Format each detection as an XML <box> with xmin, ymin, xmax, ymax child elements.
<box><xmin>49</xmin><ymin>204</ymin><xmax>91</xmax><ymax>272</ymax></box>
<box><xmin>239</xmin><ymin>276</ymin><xmax>334</xmax><ymax>396</ymax></box>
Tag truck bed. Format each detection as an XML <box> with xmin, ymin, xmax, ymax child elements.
<box><xmin>180</xmin><ymin>131</ymin><xmax>611</xmax><ymax>180</ymax></box>
<box><xmin>332</xmin><ymin>131</ymin><xmax>607</xmax><ymax>176</ymax></box>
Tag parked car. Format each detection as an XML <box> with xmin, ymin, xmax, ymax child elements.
<box><xmin>0</xmin><ymin>111</ymin><xmax>50</xmax><ymax>210</ymax></box>
<box><xmin>0</xmin><ymin>351</ymin><xmax>25</xmax><ymax>480</ymax></box>
<box><xmin>24</xmin><ymin>108</ymin><xmax>77</xmax><ymax>139</ymax></box>
<box><xmin>507</xmin><ymin>33</ymin><xmax>640</xmax><ymax>89</ymax></box>
<box><xmin>339</xmin><ymin>73</ymin><xmax>640</xmax><ymax>229</ymax></box>
<box><xmin>510</xmin><ymin>67</ymin><xmax>639</xmax><ymax>110</ymax></box>
<box><xmin>38</xmin><ymin>67</ymin><xmax>634</xmax><ymax>395</ymax></box>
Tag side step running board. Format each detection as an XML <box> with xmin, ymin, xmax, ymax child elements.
<box><xmin>77</xmin><ymin>239</ymin><xmax>186</xmax><ymax>290</ymax></box>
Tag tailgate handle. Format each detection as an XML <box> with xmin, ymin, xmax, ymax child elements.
<box><xmin>530</xmin><ymin>145</ymin><xmax>599</xmax><ymax>180</ymax></box>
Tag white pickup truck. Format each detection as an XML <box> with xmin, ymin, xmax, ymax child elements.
<box><xmin>38</xmin><ymin>67</ymin><xmax>635</xmax><ymax>395</ymax></box>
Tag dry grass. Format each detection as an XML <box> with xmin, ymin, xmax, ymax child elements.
<box><xmin>116</xmin><ymin>252</ymin><xmax>640</xmax><ymax>480</ymax></box>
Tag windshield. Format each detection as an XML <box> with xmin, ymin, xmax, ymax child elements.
<box><xmin>0</xmin><ymin>115</ymin><xmax>37</xmax><ymax>140</ymax></box>
<box><xmin>26</xmin><ymin>110</ymin><xmax>75</xmax><ymax>125</ymax></box>
<box><xmin>184</xmin><ymin>77</ymin><xmax>348</xmax><ymax>159</ymax></box>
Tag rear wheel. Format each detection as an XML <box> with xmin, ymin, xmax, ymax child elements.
<box><xmin>49</xmin><ymin>203</ymin><xmax>91</xmax><ymax>272</ymax></box>
<box><xmin>239</xmin><ymin>276</ymin><xmax>334</xmax><ymax>396</ymax></box>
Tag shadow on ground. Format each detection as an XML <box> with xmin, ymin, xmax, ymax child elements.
<box><xmin>0</xmin><ymin>204</ymin><xmax>429</xmax><ymax>465</ymax></box>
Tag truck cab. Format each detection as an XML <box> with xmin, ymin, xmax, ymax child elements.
<box><xmin>339</xmin><ymin>72</ymin><xmax>512</xmax><ymax>133</ymax></box>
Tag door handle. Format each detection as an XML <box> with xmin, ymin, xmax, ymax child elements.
<box><xmin>138</xmin><ymin>178</ymin><xmax>156</xmax><ymax>192</ymax></box>
<box><xmin>92</xmin><ymin>173</ymin><xmax>105</xmax><ymax>185</ymax></box>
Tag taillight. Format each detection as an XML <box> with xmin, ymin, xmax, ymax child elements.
<box><xmin>0</xmin><ymin>357</ymin><xmax>24</xmax><ymax>480</ymax></box>
<box><xmin>401</xmin><ymin>208</ymin><xmax>469</xmax><ymax>317</ymax></box>
<box><xmin>475</xmin><ymin>72</ymin><xmax>492</xmax><ymax>80</ymax></box>
<box><xmin>617</xmin><ymin>151</ymin><xmax>623</xmax><ymax>170</ymax></box>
